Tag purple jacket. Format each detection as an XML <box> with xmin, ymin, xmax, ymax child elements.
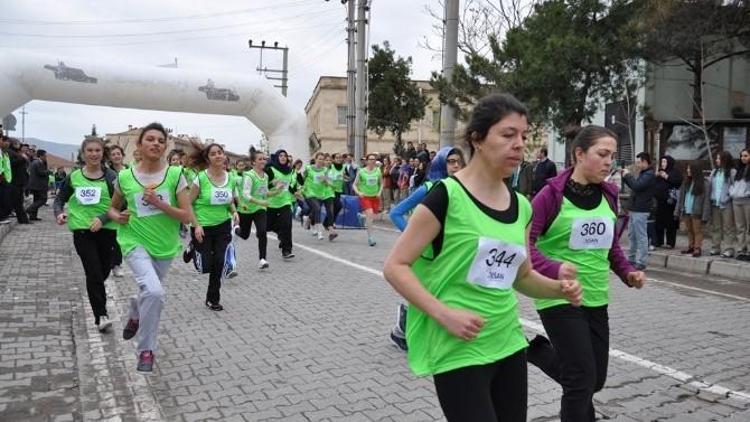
<box><xmin>529</xmin><ymin>167</ymin><xmax>636</xmax><ymax>286</ymax></box>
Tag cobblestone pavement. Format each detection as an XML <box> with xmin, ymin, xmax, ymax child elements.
<box><xmin>2</xmin><ymin>218</ymin><xmax>750</xmax><ymax>421</ymax></box>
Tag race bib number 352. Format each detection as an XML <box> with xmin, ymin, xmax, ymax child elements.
<box><xmin>467</xmin><ymin>237</ymin><xmax>527</xmax><ymax>289</ymax></box>
<box><xmin>75</xmin><ymin>187</ymin><xmax>101</xmax><ymax>205</ymax></box>
<box><xmin>569</xmin><ymin>217</ymin><xmax>614</xmax><ymax>250</ymax></box>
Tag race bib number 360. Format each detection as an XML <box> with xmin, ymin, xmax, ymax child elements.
<box><xmin>210</xmin><ymin>188</ymin><xmax>233</xmax><ymax>205</ymax></box>
<box><xmin>134</xmin><ymin>190</ymin><xmax>169</xmax><ymax>217</ymax></box>
<box><xmin>569</xmin><ymin>217</ymin><xmax>614</xmax><ymax>250</ymax></box>
<box><xmin>467</xmin><ymin>237</ymin><xmax>527</xmax><ymax>289</ymax></box>
<box><xmin>75</xmin><ymin>187</ymin><xmax>101</xmax><ymax>205</ymax></box>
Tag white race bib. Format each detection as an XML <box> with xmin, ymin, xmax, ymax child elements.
<box><xmin>569</xmin><ymin>217</ymin><xmax>614</xmax><ymax>250</ymax></box>
<box><xmin>313</xmin><ymin>173</ymin><xmax>324</xmax><ymax>184</ymax></box>
<box><xmin>134</xmin><ymin>190</ymin><xmax>169</xmax><ymax>217</ymax></box>
<box><xmin>75</xmin><ymin>187</ymin><xmax>101</xmax><ymax>205</ymax></box>
<box><xmin>256</xmin><ymin>184</ymin><xmax>268</xmax><ymax>196</ymax></box>
<box><xmin>366</xmin><ymin>176</ymin><xmax>378</xmax><ymax>186</ymax></box>
<box><xmin>210</xmin><ymin>187</ymin><xmax>233</xmax><ymax>205</ymax></box>
<box><xmin>467</xmin><ymin>237</ymin><xmax>527</xmax><ymax>289</ymax></box>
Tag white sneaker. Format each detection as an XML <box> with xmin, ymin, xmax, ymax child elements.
<box><xmin>97</xmin><ymin>316</ymin><xmax>112</xmax><ymax>333</ymax></box>
<box><xmin>258</xmin><ymin>259</ymin><xmax>269</xmax><ymax>270</ymax></box>
<box><xmin>112</xmin><ymin>265</ymin><xmax>124</xmax><ymax>278</ymax></box>
<box><xmin>0</xmin><ymin>219</ymin><xmax>10</xmax><ymax>225</ymax></box>
<box><xmin>317</xmin><ymin>232</ymin><xmax>324</xmax><ymax>240</ymax></box>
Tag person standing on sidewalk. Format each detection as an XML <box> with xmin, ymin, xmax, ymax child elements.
<box><xmin>707</xmin><ymin>151</ymin><xmax>737</xmax><ymax>258</ymax></box>
<box><xmin>8</xmin><ymin>139</ymin><xmax>30</xmax><ymax>224</ymax></box>
<box><xmin>383</xmin><ymin>94</ymin><xmax>582</xmax><ymax>422</ymax></box>
<box><xmin>54</xmin><ymin>137</ymin><xmax>118</xmax><ymax>333</ymax></box>
<box><xmin>107</xmin><ymin>123</ymin><xmax>192</xmax><ymax>374</ymax></box>
<box><xmin>25</xmin><ymin>150</ymin><xmax>51</xmax><ymax>221</ymax></box>
<box><xmin>107</xmin><ymin>145</ymin><xmax>128</xmax><ymax>277</ymax></box>
<box><xmin>653</xmin><ymin>155</ymin><xmax>682</xmax><ymax>249</ymax></box>
<box><xmin>353</xmin><ymin>153</ymin><xmax>383</xmax><ymax>246</ymax></box>
<box><xmin>730</xmin><ymin>149</ymin><xmax>750</xmax><ymax>261</ymax></box>
<box><xmin>236</xmin><ymin>148</ymin><xmax>278</xmax><ymax>270</ymax></box>
<box><xmin>186</xmin><ymin>142</ymin><xmax>239</xmax><ymax>311</ymax></box>
<box><xmin>265</xmin><ymin>149</ymin><xmax>297</xmax><ymax>260</ymax></box>
<box><xmin>527</xmin><ymin>125</ymin><xmax>646</xmax><ymax>422</ymax></box>
<box><xmin>621</xmin><ymin>152</ymin><xmax>656</xmax><ymax>270</ymax></box>
<box><xmin>675</xmin><ymin>163</ymin><xmax>710</xmax><ymax>257</ymax></box>
<box><xmin>0</xmin><ymin>135</ymin><xmax>13</xmax><ymax>225</ymax></box>
<box><xmin>532</xmin><ymin>147</ymin><xmax>557</xmax><ymax>197</ymax></box>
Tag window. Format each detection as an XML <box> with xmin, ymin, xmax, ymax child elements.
<box><xmin>337</xmin><ymin>106</ymin><xmax>347</xmax><ymax>127</ymax></box>
<box><xmin>432</xmin><ymin>109</ymin><xmax>441</xmax><ymax>132</ymax></box>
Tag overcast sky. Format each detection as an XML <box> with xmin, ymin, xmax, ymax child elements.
<box><xmin>1</xmin><ymin>0</ymin><xmax>446</xmax><ymax>154</ymax></box>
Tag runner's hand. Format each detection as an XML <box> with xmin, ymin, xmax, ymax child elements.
<box><xmin>437</xmin><ymin>307</ymin><xmax>485</xmax><ymax>341</ymax></box>
<box><xmin>89</xmin><ymin>217</ymin><xmax>102</xmax><ymax>232</ymax></box>
<box><xmin>56</xmin><ymin>213</ymin><xmax>67</xmax><ymax>225</ymax></box>
<box><xmin>627</xmin><ymin>271</ymin><xmax>646</xmax><ymax>289</ymax></box>
<box><xmin>558</xmin><ymin>262</ymin><xmax>577</xmax><ymax>280</ymax></box>
<box><xmin>194</xmin><ymin>226</ymin><xmax>205</xmax><ymax>243</ymax></box>
<box><xmin>113</xmin><ymin>210</ymin><xmax>130</xmax><ymax>225</ymax></box>
<box><xmin>560</xmin><ymin>279</ymin><xmax>583</xmax><ymax>307</ymax></box>
<box><xmin>232</xmin><ymin>212</ymin><xmax>239</xmax><ymax>226</ymax></box>
<box><xmin>142</xmin><ymin>188</ymin><xmax>163</xmax><ymax>207</ymax></box>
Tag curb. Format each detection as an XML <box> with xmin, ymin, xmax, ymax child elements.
<box><xmin>648</xmin><ymin>251</ymin><xmax>750</xmax><ymax>282</ymax></box>
<box><xmin>0</xmin><ymin>221</ymin><xmax>14</xmax><ymax>245</ymax></box>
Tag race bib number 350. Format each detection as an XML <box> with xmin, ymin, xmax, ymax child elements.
<box><xmin>134</xmin><ymin>190</ymin><xmax>169</xmax><ymax>217</ymax></box>
<box><xmin>75</xmin><ymin>187</ymin><xmax>101</xmax><ymax>205</ymax></box>
<box><xmin>569</xmin><ymin>217</ymin><xmax>614</xmax><ymax>250</ymax></box>
<box><xmin>467</xmin><ymin>237</ymin><xmax>527</xmax><ymax>289</ymax></box>
<box><xmin>210</xmin><ymin>188</ymin><xmax>233</xmax><ymax>205</ymax></box>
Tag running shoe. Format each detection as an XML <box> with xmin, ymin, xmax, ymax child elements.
<box><xmin>395</xmin><ymin>303</ymin><xmax>408</xmax><ymax>336</ymax></box>
<box><xmin>303</xmin><ymin>215</ymin><xmax>310</xmax><ymax>230</ymax></box>
<box><xmin>317</xmin><ymin>232</ymin><xmax>324</xmax><ymax>241</ymax></box>
<box><xmin>389</xmin><ymin>332</ymin><xmax>408</xmax><ymax>351</ymax></box>
<box><xmin>328</xmin><ymin>232</ymin><xmax>338</xmax><ymax>242</ymax></box>
<box><xmin>227</xmin><ymin>269</ymin><xmax>238</xmax><ymax>279</ymax></box>
<box><xmin>721</xmin><ymin>250</ymin><xmax>735</xmax><ymax>258</ymax></box>
<box><xmin>112</xmin><ymin>265</ymin><xmax>124</xmax><ymax>278</ymax></box>
<box><xmin>368</xmin><ymin>236</ymin><xmax>376</xmax><ymax>247</ymax></box>
<box><xmin>96</xmin><ymin>315</ymin><xmax>112</xmax><ymax>333</ymax></box>
<box><xmin>258</xmin><ymin>259</ymin><xmax>269</xmax><ymax>270</ymax></box>
<box><xmin>122</xmin><ymin>318</ymin><xmax>139</xmax><ymax>340</ymax></box>
<box><xmin>182</xmin><ymin>243</ymin><xmax>195</xmax><ymax>264</ymax></box>
<box><xmin>205</xmin><ymin>301</ymin><xmax>224</xmax><ymax>311</ymax></box>
<box><xmin>137</xmin><ymin>350</ymin><xmax>154</xmax><ymax>373</ymax></box>
<box><xmin>0</xmin><ymin>219</ymin><xmax>10</xmax><ymax>225</ymax></box>
<box><xmin>282</xmin><ymin>251</ymin><xmax>295</xmax><ymax>260</ymax></box>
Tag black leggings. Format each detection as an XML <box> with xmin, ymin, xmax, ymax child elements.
<box><xmin>530</xmin><ymin>305</ymin><xmax>609</xmax><ymax>422</ymax></box>
<box><xmin>433</xmin><ymin>349</ymin><xmax>527</xmax><ymax>422</ymax></box>
<box><xmin>237</xmin><ymin>210</ymin><xmax>267</xmax><ymax>260</ymax></box>
<box><xmin>654</xmin><ymin>201</ymin><xmax>678</xmax><ymax>247</ymax></box>
<box><xmin>191</xmin><ymin>220</ymin><xmax>232</xmax><ymax>304</ymax></box>
<box><xmin>267</xmin><ymin>205</ymin><xmax>293</xmax><ymax>254</ymax></box>
<box><xmin>332</xmin><ymin>192</ymin><xmax>343</xmax><ymax>223</ymax></box>
<box><xmin>306</xmin><ymin>197</ymin><xmax>335</xmax><ymax>228</ymax></box>
<box><xmin>73</xmin><ymin>229</ymin><xmax>116</xmax><ymax>318</ymax></box>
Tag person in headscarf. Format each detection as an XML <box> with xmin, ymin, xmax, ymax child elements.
<box><xmin>653</xmin><ymin>155</ymin><xmax>683</xmax><ymax>248</ymax></box>
<box><xmin>264</xmin><ymin>149</ymin><xmax>297</xmax><ymax>259</ymax></box>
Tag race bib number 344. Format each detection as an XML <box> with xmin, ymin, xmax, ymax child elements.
<box><xmin>569</xmin><ymin>217</ymin><xmax>614</xmax><ymax>250</ymax></box>
<box><xmin>467</xmin><ymin>237</ymin><xmax>527</xmax><ymax>289</ymax></box>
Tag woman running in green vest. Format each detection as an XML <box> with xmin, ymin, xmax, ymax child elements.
<box><xmin>383</xmin><ymin>94</ymin><xmax>583</xmax><ymax>422</ymax></box>
<box><xmin>353</xmin><ymin>153</ymin><xmax>383</xmax><ymax>246</ymax></box>
<box><xmin>107</xmin><ymin>123</ymin><xmax>193</xmax><ymax>374</ymax></box>
<box><xmin>186</xmin><ymin>142</ymin><xmax>239</xmax><ymax>311</ymax></box>
<box><xmin>328</xmin><ymin>153</ymin><xmax>347</xmax><ymax>223</ymax></box>
<box><xmin>107</xmin><ymin>144</ymin><xmax>127</xmax><ymax>278</ymax></box>
<box><xmin>237</xmin><ymin>148</ymin><xmax>280</xmax><ymax>269</ymax></box>
<box><xmin>265</xmin><ymin>149</ymin><xmax>297</xmax><ymax>259</ymax></box>
<box><xmin>527</xmin><ymin>125</ymin><xmax>646</xmax><ymax>421</ymax></box>
<box><xmin>53</xmin><ymin>136</ymin><xmax>119</xmax><ymax>333</ymax></box>
<box><xmin>302</xmin><ymin>152</ymin><xmax>339</xmax><ymax>241</ymax></box>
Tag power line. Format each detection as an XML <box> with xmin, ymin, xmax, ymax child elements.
<box><xmin>0</xmin><ymin>0</ymin><xmax>314</xmax><ymax>25</ymax></box>
<box><xmin>0</xmin><ymin>8</ymin><xmax>334</xmax><ymax>39</ymax></box>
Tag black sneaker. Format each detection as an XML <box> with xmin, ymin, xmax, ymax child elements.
<box><xmin>206</xmin><ymin>301</ymin><xmax>224</xmax><ymax>311</ymax></box>
<box><xmin>396</xmin><ymin>303</ymin><xmax>408</xmax><ymax>336</ymax></box>
<box><xmin>389</xmin><ymin>332</ymin><xmax>408</xmax><ymax>351</ymax></box>
<box><xmin>182</xmin><ymin>243</ymin><xmax>195</xmax><ymax>264</ymax></box>
<box><xmin>96</xmin><ymin>316</ymin><xmax>112</xmax><ymax>333</ymax></box>
<box><xmin>123</xmin><ymin>318</ymin><xmax>139</xmax><ymax>340</ymax></box>
<box><xmin>137</xmin><ymin>350</ymin><xmax>154</xmax><ymax>373</ymax></box>
<box><xmin>282</xmin><ymin>251</ymin><xmax>295</xmax><ymax>260</ymax></box>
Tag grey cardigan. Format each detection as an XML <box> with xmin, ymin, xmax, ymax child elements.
<box><xmin>674</xmin><ymin>177</ymin><xmax>711</xmax><ymax>221</ymax></box>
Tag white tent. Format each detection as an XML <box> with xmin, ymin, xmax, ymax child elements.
<box><xmin>0</xmin><ymin>49</ymin><xmax>310</xmax><ymax>159</ymax></box>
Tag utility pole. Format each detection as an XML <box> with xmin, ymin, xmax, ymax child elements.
<box><xmin>354</xmin><ymin>0</ymin><xmax>369</xmax><ymax>160</ymax></box>
<box><xmin>346</xmin><ymin>0</ymin><xmax>356</xmax><ymax>156</ymax></box>
<box><xmin>248</xmin><ymin>40</ymin><xmax>289</xmax><ymax>97</ymax></box>
<box><xmin>20</xmin><ymin>106</ymin><xmax>28</xmax><ymax>141</ymax></box>
<box><xmin>439</xmin><ymin>0</ymin><xmax>459</xmax><ymax>148</ymax></box>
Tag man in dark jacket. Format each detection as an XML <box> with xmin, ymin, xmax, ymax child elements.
<box><xmin>532</xmin><ymin>147</ymin><xmax>557</xmax><ymax>196</ymax></box>
<box><xmin>622</xmin><ymin>152</ymin><xmax>657</xmax><ymax>270</ymax></box>
<box><xmin>25</xmin><ymin>149</ymin><xmax>50</xmax><ymax>221</ymax></box>
<box><xmin>8</xmin><ymin>139</ymin><xmax>30</xmax><ymax>224</ymax></box>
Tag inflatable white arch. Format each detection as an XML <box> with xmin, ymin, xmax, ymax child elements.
<box><xmin>0</xmin><ymin>49</ymin><xmax>310</xmax><ymax>160</ymax></box>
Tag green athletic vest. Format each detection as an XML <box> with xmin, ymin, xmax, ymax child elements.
<box><xmin>304</xmin><ymin>165</ymin><xmax>329</xmax><ymax>199</ymax></box>
<box><xmin>66</xmin><ymin>169</ymin><xmax>117</xmax><ymax>231</ymax></box>
<box><xmin>192</xmin><ymin>170</ymin><xmax>235</xmax><ymax>227</ymax></box>
<box><xmin>238</xmin><ymin>169</ymin><xmax>268</xmax><ymax>214</ymax></box>
<box><xmin>267</xmin><ymin>167</ymin><xmax>295</xmax><ymax>209</ymax></box>
<box><xmin>1</xmin><ymin>153</ymin><xmax>11</xmax><ymax>183</ymax></box>
<box><xmin>406</xmin><ymin>178</ymin><xmax>531</xmax><ymax>376</ymax></box>
<box><xmin>328</xmin><ymin>166</ymin><xmax>345</xmax><ymax>194</ymax></box>
<box><xmin>116</xmin><ymin>166</ymin><xmax>183</xmax><ymax>259</ymax></box>
<box><xmin>357</xmin><ymin>167</ymin><xmax>381</xmax><ymax>197</ymax></box>
<box><xmin>535</xmin><ymin>195</ymin><xmax>616</xmax><ymax>310</ymax></box>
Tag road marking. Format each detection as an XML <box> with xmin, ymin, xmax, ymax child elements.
<box><xmin>647</xmin><ymin>277</ymin><xmax>750</xmax><ymax>302</ymax></box>
<box><xmin>289</xmin><ymin>237</ymin><xmax>750</xmax><ymax>402</ymax></box>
